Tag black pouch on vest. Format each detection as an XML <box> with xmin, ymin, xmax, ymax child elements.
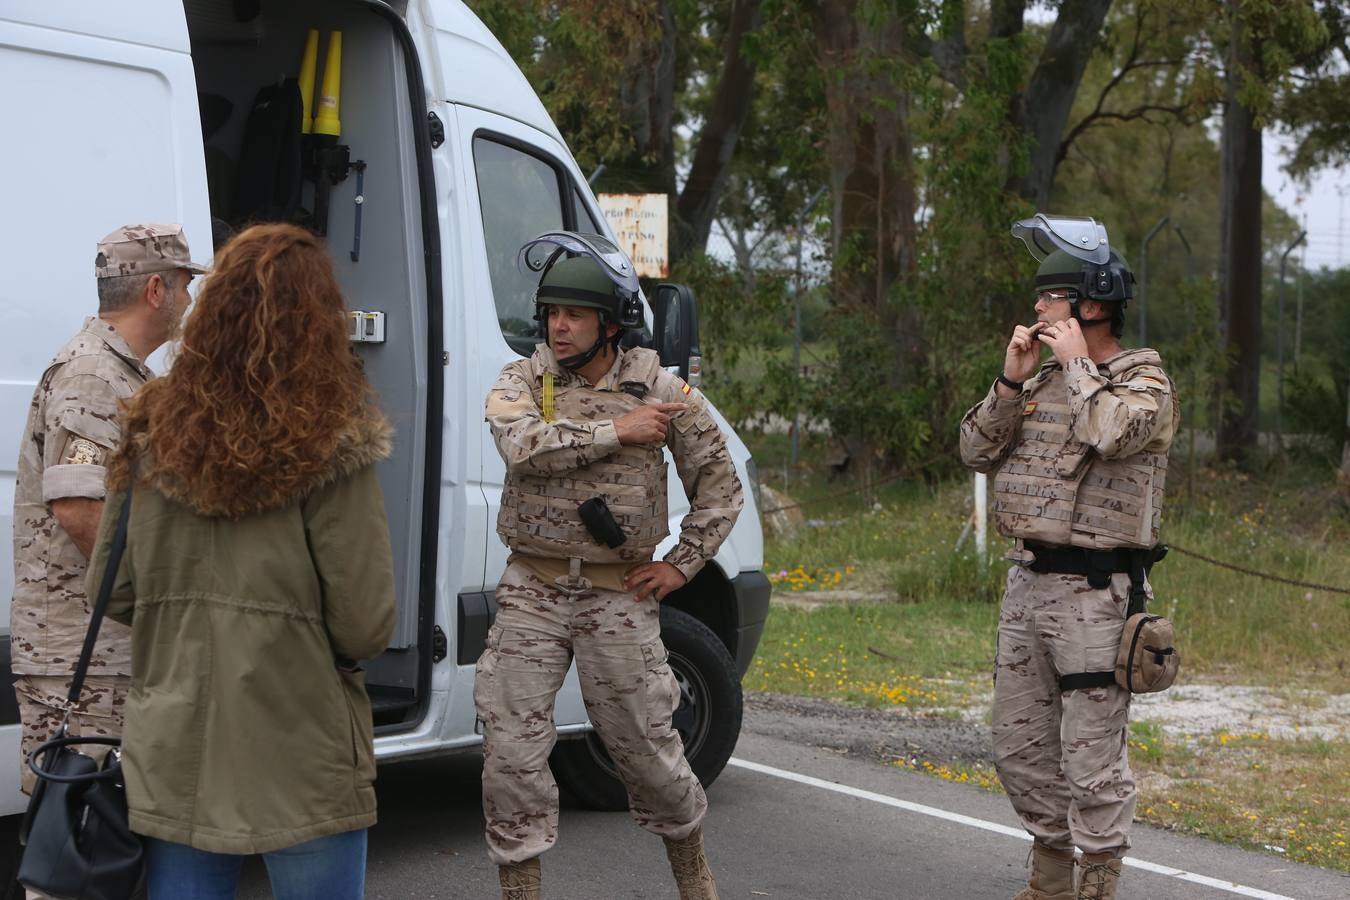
<box><xmin>578</xmin><ymin>497</ymin><xmax>626</xmax><ymax>548</ymax></box>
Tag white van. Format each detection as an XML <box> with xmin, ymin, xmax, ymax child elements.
<box><xmin>0</xmin><ymin>0</ymin><xmax>769</xmax><ymax>817</ymax></box>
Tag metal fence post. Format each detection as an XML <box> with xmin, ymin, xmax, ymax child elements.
<box><xmin>1138</xmin><ymin>216</ymin><xmax>1169</xmax><ymax>345</ymax></box>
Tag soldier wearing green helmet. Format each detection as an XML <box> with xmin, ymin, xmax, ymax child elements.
<box><xmin>475</xmin><ymin>232</ymin><xmax>743</xmax><ymax>900</ymax></box>
<box><xmin>959</xmin><ymin>215</ymin><xmax>1178</xmax><ymax>900</ymax></box>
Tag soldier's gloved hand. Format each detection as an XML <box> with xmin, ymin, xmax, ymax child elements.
<box><xmin>1037</xmin><ymin>318</ymin><xmax>1089</xmax><ymax>366</ymax></box>
<box><xmin>615</xmin><ymin>403</ymin><xmax>688</xmax><ymax>446</ymax></box>
<box><xmin>624</xmin><ymin>561</ymin><xmax>687</xmax><ymax>602</ymax></box>
<box><xmin>1003</xmin><ymin>322</ymin><xmax>1048</xmax><ymax>386</ymax></box>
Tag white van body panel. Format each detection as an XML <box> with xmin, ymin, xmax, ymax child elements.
<box><xmin>419</xmin><ymin>0</ymin><xmax>564</xmax><ymax>145</ymax></box>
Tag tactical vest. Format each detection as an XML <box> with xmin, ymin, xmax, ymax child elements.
<box><xmin>993</xmin><ymin>350</ymin><xmax>1173</xmax><ymax>550</ymax></box>
<box><xmin>498</xmin><ymin>348</ymin><xmax>670</xmax><ymax>563</ymax></box>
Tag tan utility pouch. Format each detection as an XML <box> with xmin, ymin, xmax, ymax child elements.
<box><xmin>1115</xmin><ymin>613</ymin><xmax>1179</xmax><ymax>693</ymax></box>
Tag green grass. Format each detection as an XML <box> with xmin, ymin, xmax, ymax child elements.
<box><xmin>743</xmin><ymin>601</ymin><xmax>996</xmax><ymax>709</ymax></box>
<box><xmin>1132</xmin><ymin>729</ymin><xmax>1350</xmax><ymax>873</ymax></box>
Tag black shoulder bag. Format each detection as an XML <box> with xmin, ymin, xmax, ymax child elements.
<box><xmin>17</xmin><ymin>488</ymin><xmax>143</xmax><ymax>900</ymax></box>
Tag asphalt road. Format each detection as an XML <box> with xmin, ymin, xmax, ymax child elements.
<box><xmin>254</xmin><ymin>729</ymin><xmax>1345</xmax><ymax>900</ymax></box>
<box><xmin>3</xmin><ymin>728</ymin><xmax>1346</xmax><ymax>898</ymax></box>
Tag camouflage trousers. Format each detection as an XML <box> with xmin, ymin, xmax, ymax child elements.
<box><xmin>15</xmin><ymin>674</ymin><xmax>129</xmax><ymax>795</ymax></box>
<box><xmin>474</xmin><ymin>560</ymin><xmax>707</xmax><ymax>865</ymax></box>
<box><xmin>992</xmin><ymin>565</ymin><xmax>1138</xmax><ymax>856</ymax></box>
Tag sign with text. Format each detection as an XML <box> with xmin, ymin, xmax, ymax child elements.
<box><xmin>597</xmin><ymin>193</ymin><xmax>669</xmax><ymax>278</ymax></box>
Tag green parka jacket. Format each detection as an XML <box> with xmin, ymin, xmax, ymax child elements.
<box><xmin>84</xmin><ymin>416</ymin><xmax>396</xmax><ymax>855</ymax></box>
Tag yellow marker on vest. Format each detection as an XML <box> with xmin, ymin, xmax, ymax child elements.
<box><xmin>681</xmin><ymin>381</ymin><xmax>691</xmax><ymax>396</ymax></box>
<box><xmin>1023</xmin><ymin>401</ymin><xmax>1038</xmax><ymax>416</ymax></box>
<box><xmin>542</xmin><ymin>372</ymin><xmax>555</xmax><ymax>423</ymax></box>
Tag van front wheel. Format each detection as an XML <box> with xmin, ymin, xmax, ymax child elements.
<box><xmin>550</xmin><ymin>605</ymin><xmax>743</xmax><ymax>812</ymax></box>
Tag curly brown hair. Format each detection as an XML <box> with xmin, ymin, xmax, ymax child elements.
<box><xmin>111</xmin><ymin>223</ymin><xmax>386</xmax><ymax>516</ymax></box>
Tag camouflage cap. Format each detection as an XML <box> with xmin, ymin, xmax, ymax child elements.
<box><xmin>94</xmin><ymin>224</ymin><xmax>209</xmax><ymax>279</ymax></box>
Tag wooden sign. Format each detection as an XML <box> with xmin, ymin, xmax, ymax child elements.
<box><xmin>597</xmin><ymin>193</ymin><xmax>669</xmax><ymax>278</ymax></box>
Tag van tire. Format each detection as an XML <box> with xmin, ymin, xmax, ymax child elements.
<box><xmin>550</xmin><ymin>605</ymin><xmax>743</xmax><ymax>812</ymax></box>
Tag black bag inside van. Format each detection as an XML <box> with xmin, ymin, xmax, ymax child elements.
<box><xmin>230</xmin><ymin>78</ymin><xmax>303</xmax><ymax>226</ymax></box>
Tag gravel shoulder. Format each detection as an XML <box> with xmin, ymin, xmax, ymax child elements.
<box><xmin>744</xmin><ymin>679</ymin><xmax>1350</xmax><ymax>768</ymax></box>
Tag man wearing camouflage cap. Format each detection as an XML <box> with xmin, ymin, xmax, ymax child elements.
<box><xmin>960</xmin><ymin>216</ymin><xmax>1176</xmax><ymax>900</ymax></box>
<box><xmin>10</xmin><ymin>224</ymin><xmax>206</xmax><ymax>856</ymax></box>
<box><xmin>477</xmin><ymin>233</ymin><xmax>743</xmax><ymax>900</ymax></box>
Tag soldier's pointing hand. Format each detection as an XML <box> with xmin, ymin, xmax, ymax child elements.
<box><xmin>615</xmin><ymin>402</ymin><xmax>688</xmax><ymax>446</ymax></box>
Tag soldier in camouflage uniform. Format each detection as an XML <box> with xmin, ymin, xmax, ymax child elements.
<box><xmin>960</xmin><ymin>216</ymin><xmax>1176</xmax><ymax>900</ymax></box>
<box><xmin>477</xmin><ymin>233</ymin><xmax>743</xmax><ymax>900</ymax></box>
<box><xmin>11</xmin><ymin>224</ymin><xmax>205</xmax><ymax>833</ymax></box>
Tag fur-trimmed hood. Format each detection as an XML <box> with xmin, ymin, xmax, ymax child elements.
<box><xmin>125</xmin><ymin>409</ymin><xmax>393</xmax><ymax>519</ymax></box>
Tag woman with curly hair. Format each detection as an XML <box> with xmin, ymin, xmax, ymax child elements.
<box><xmin>85</xmin><ymin>223</ymin><xmax>396</xmax><ymax>900</ymax></box>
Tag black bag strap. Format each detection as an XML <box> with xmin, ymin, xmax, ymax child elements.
<box><xmin>66</xmin><ymin>487</ymin><xmax>132</xmax><ymax>707</ymax></box>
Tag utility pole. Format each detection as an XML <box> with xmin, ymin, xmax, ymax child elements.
<box><xmin>1276</xmin><ymin>230</ymin><xmax>1306</xmax><ymax>450</ymax></box>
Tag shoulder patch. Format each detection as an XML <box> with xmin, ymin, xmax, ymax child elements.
<box><xmin>63</xmin><ymin>437</ymin><xmax>105</xmax><ymax>466</ymax></box>
<box><xmin>681</xmin><ymin>381</ymin><xmax>692</xmax><ymax>396</ymax></box>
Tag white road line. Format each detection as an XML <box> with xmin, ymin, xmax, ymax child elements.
<box><xmin>728</xmin><ymin>757</ymin><xmax>1298</xmax><ymax>900</ymax></box>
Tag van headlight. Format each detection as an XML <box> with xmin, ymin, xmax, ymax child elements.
<box><xmin>744</xmin><ymin>456</ymin><xmax>762</xmax><ymax>513</ymax></box>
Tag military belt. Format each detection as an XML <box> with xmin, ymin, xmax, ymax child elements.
<box><xmin>1025</xmin><ymin>542</ymin><xmax>1167</xmax><ymax>592</ymax></box>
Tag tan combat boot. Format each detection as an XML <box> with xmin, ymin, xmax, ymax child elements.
<box><xmin>1077</xmin><ymin>852</ymin><xmax>1122</xmax><ymax>900</ymax></box>
<box><xmin>1012</xmin><ymin>842</ymin><xmax>1076</xmax><ymax>900</ymax></box>
<box><xmin>499</xmin><ymin>858</ymin><xmax>541</xmax><ymax>900</ymax></box>
<box><xmin>663</xmin><ymin>827</ymin><xmax>720</xmax><ymax>900</ymax></box>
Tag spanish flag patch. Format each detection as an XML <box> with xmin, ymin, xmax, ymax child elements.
<box><xmin>681</xmin><ymin>381</ymin><xmax>692</xmax><ymax>395</ymax></box>
<box><xmin>1023</xmin><ymin>401</ymin><xmax>1038</xmax><ymax>416</ymax></box>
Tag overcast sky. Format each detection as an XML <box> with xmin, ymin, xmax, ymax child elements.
<box><xmin>1264</xmin><ymin>131</ymin><xmax>1349</xmax><ymax>272</ymax></box>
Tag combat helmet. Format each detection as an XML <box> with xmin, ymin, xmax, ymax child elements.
<box><xmin>519</xmin><ymin>231</ymin><xmax>644</xmax><ymax>369</ymax></box>
<box><xmin>1012</xmin><ymin>213</ymin><xmax>1135</xmax><ymax>305</ymax></box>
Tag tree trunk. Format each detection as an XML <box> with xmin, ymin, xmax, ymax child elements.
<box><xmin>674</xmin><ymin>0</ymin><xmax>763</xmax><ymax>265</ymax></box>
<box><xmin>1216</xmin><ymin>22</ymin><xmax>1264</xmax><ymax>463</ymax></box>
<box><xmin>1004</xmin><ymin>0</ymin><xmax>1114</xmax><ymax>208</ymax></box>
<box><xmin>811</xmin><ymin>0</ymin><xmax>919</xmax><ymax>471</ymax></box>
<box><xmin>814</xmin><ymin>2</ymin><xmax>917</xmax><ymax>321</ymax></box>
<box><xmin>607</xmin><ymin>0</ymin><xmax>678</xmax><ymax>197</ymax></box>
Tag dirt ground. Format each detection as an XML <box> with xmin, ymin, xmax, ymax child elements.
<box><xmin>743</xmin><ymin>680</ymin><xmax>1350</xmax><ymax>767</ymax></box>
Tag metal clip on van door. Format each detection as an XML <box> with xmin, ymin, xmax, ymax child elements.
<box><xmin>350</xmin><ymin>160</ymin><xmax>367</xmax><ymax>261</ymax></box>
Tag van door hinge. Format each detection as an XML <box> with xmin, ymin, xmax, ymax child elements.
<box><xmin>431</xmin><ymin>625</ymin><xmax>448</xmax><ymax>663</ymax></box>
<box><xmin>427</xmin><ymin>111</ymin><xmax>445</xmax><ymax>149</ymax></box>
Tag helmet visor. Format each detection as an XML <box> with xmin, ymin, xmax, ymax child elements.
<box><xmin>519</xmin><ymin>231</ymin><xmax>641</xmax><ymax>295</ymax></box>
<box><xmin>1011</xmin><ymin>214</ymin><xmax>1110</xmax><ymax>265</ymax></box>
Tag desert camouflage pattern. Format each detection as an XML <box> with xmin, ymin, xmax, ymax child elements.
<box><xmin>11</xmin><ymin>317</ymin><xmax>149</xmax><ymax>677</ymax></box>
<box><xmin>93</xmin><ymin>223</ymin><xmax>208</xmax><ymax>278</ymax></box>
<box><xmin>486</xmin><ymin>344</ymin><xmax>743</xmax><ymax>580</ymax></box>
<box><xmin>15</xmin><ymin>674</ymin><xmax>129</xmax><ymax>795</ymax></box>
<box><xmin>475</xmin><ymin>560</ymin><xmax>707</xmax><ymax>865</ymax></box>
<box><xmin>993</xmin><ymin>565</ymin><xmax>1140</xmax><ymax>856</ymax></box>
<box><xmin>959</xmin><ymin>349</ymin><xmax>1176</xmax><ymax>550</ymax></box>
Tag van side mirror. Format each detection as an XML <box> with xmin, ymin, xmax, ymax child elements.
<box><xmin>652</xmin><ymin>283</ymin><xmax>701</xmax><ymax>385</ymax></box>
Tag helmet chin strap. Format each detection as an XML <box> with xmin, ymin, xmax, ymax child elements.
<box><xmin>1071</xmin><ymin>306</ymin><xmax>1112</xmax><ymax>328</ymax></box>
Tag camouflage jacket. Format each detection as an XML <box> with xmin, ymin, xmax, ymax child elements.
<box><xmin>10</xmin><ymin>317</ymin><xmax>150</xmax><ymax>676</ymax></box>
<box><xmin>486</xmin><ymin>344</ymin><xmax>744</xmax><ymax>580</ymax></box>
<box><xmin>959</xmin><ymin>349</ymin><xmax>1177</xmax><ymax>550</ymax></box>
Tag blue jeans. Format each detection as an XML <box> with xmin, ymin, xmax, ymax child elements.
<box><xmin>144</xmin><ymin>829</ymin><xmax>367</xmax><ymax>900</ymax></box>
